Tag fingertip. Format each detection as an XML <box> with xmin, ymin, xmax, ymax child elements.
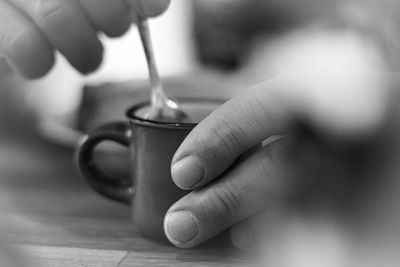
<box><xmin>103</xmin><ymin>14</ymin><xmax>132</xmax><ymax>38</ymax></box>
<box><xmin>73</xmin><ymin>41</ymin><xmax>104</xmax><ymax>75</ymax></box>
<box><xmin>78</xmin><ymin>0</ymin><xmax>132</xmax><ymax>38</ymax></box>
<box><xmin>128</xmin><ymin>0</ymin><xmax>171</xmax><ymax>18</ymax></box>
<box><xmin>6</xmin><ymin>31</ymin><xmax>55</xmax><ymax>80</ymax></box>
<box><xmin>164</xmin><ymin>210</ymin><xmax>200</xmax><ymax>248</ymax></box>
<box><xmin>0</xmin><ymin>0</ymin><xmax>56</xmax><ymax>80</ymax></box>
<box><xmin>171</xmin><ymin>155</ymin><xmax>205</xmax><ymax>190</ymax></box>
<box><xmin>22</xmin><ymin>0</ymin><xmax>106</xmax><ymax>76</ymax></box>
<box><xmin>18</xmin><ymin>60</ymin><xmax>54</xmax><ymax>80</ymax></box>
<box><xmin>143</xmin><ymin>0</ymin><xmax>171</xmax><ymax>17</ymax></box>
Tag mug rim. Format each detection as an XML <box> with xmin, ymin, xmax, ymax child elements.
<box><xmin>126</xmin><ymin>98</ymin><xmax>224</xmax><ymax>129</ymax></box>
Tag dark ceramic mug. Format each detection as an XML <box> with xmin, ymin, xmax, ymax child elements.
<box><xmin>77</xmin><ymin>99</ymin><xmax>221</xmax><ymax>241</ymax></box>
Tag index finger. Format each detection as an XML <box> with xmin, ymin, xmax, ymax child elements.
<box><xmin>171</xmin><ymin>29</ymin><xmax>391</xmax><ymax>191</ymax></box>
<box><xmin>171</xmin><ymin>66</ymin><xmax>389</xmax><ymax>191</ymax></box>
<box><xmin>171</xmin><ymin>77</ymin><xmax>296</xmax><ymax>191</ymax></box>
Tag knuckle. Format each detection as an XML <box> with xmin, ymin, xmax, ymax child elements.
<box><xmin>209</xmin><ymin>120</ymin><xmax>246</xmax><ymax>156</ymax></box>
<box><xmin>262</xmin><ymin>137</ymin><xmax>292</xmax><ymax>164</ymax></box>
<box><xmin>33</xmin><ymin>0</ymin><xmax>70</xmax><ymax>20</ymax></box>
<box><xmin>211</xmin><ymin>182</ymin><xmax>241</xmax><ymax>222</ymax></box>
<box><xmin>0</xmin><ymin>27</ymin><xmax>23</xmax><ymax>52</ymax></box>
<box><xmin>243</xmin><ymin>98</ymin><xmax>270</xmax><ymax>131</ymax></box>
<box><xmin>261</xmin><ymin>145</ymin><xmax>275</xmax><ymax>163</ymax></box>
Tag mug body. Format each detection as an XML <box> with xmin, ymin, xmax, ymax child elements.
<box><xmin>78</xmin><ymin>99</ymin><xmax>223</xmax><ymax>243</ymax></box>
<box><xmin>129</xmin><ymin>115</ymin><xmax>192</xmax><ymax>240</ymax></box>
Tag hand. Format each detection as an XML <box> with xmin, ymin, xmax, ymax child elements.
<box><xmin>163</xmin><ymin>29</ymin><xmax>397</xmax><ymax>249</ymax></box>
<box><xmin>0</xmin><ymin>0</ymin><xmax>170</xmax><ymax>79</ymax></box>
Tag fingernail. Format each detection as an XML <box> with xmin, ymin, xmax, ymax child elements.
<box><xmin>164</xmin><ymin>211</ymin><xmax>199</xmax><ymax>246</ymax></box>
<box><xmin>171</xmin><ymin>156</ymin><xmax>205</xmax><ymax>189</ymax></box>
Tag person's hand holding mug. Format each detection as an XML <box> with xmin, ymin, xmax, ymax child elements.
<box><xmin>165</xmin><ymin>28</ymin><xmax>400</xmax><ymax>254</ymax></box>
<box><xmin>0</xmin><ymin>0</ymin><xmax>170</xmax><ymax>79</ymax></box>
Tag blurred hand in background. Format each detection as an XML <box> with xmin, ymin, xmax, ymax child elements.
<box><xmin>0</xmin><ymin>0</ymin><xmax>170</xmax><ymax>79</ymax></box>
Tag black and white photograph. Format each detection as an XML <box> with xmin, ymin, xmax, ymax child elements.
<box><xmin>0</xmin><ymin>0</ymin><xmax>399</xmax><ymax>266</ymax></box>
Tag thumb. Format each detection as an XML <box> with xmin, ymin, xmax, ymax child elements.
<box><xmin>127</xmin><ymin>0</ymin><xmax>170</xmax><ymax>19</ymax></box>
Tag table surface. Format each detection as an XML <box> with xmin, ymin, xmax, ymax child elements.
<box><xmin>0</xmin><ymin>118</ymin><xmax>250</xmax><ymax>267</ymax></box>
<box><xmin>0</xmin><ymin>70</ymin><xmax>248</xmax><ymax>266</ymax></box>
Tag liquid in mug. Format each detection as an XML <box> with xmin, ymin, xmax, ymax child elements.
<box><xmin>134</xmin><ymin>101</ymin><xmax>218</xmax><ymax>123</ymax></box>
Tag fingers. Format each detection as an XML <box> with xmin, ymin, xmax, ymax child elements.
<box><xmin>0</xmin><ymin>0</ymin><xmax>54</xmax><ymax>78</ymax></box>
<box><xmin>127</xmin><ymin>0</ymin><xmax>171</xmax><ymax>18</ymax></box>
<box><xmin>171</xmin><ymin>31</ymin><xmax>391</xmax><ymax>191</ymax></box>
<box><xmin>11</xmin><ymin>0</ymin><xmax>103</xmax><ymax>75</ymax></box>
<box><xmin>172</xmin><ymin>70</ymin><xmax>390</xmax><ymax>192</ymax></box>
<box><xmin>1</xmin><ymin>0</ymin><xmax>170</xmax><ymax>78</ymax></box>
<box><xmin>171</xmin><ymin>78</ymin><xmax>294</xmax><ymax>190</ymax></box>
<box><xmin>77</xmin><ymin>0</ymin><xmax>131</xmax><ymax>38</ymax></box>
<box><xmin>164</xmin><ymin>138</ymin><xmax>291</xmax><ymax>248</ymax></box>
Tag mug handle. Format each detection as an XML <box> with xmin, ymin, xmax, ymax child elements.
<box><xmin>78</xmin><ymin>122</ymin><xmax>134</xmax><ymax>204</ymax></box>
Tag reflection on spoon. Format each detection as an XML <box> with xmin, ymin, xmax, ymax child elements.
<box><xmin>136</xmin><ymin>18</ymin><xmax>191</xmax><ymax>123</ymax></box>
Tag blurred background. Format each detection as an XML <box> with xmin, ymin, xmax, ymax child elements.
<box><xmin>0</xmin><ymin>0</ymin><xmax>400</xmax><ymax>266</ymax></box>
<box><xmin>1</xmin><ymin>0</ymin><xmax>268</xmax><ymax>146</ymax></box>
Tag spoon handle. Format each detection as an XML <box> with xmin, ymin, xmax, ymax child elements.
<box><xmin>137</xmin><ymin>18</ymin><xmax>167</xmax><ymax>108</ymax></box>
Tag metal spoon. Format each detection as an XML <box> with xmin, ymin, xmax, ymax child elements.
<box><xmin>136</xmin><ymin>18</ymin><xmax>190</xmax><ymax>123</ymax></box>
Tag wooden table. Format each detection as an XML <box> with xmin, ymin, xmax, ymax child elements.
<box><xmin>0</xmin><ymin>117</ymin><xmax>249</xmax><ymax>267</ymax></box>
<box><xmin>0</xmin><ymin>70</ymin><xmax>248</xmax><ymax>266</ymax></box>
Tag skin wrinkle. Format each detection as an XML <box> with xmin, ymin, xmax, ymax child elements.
<box><xmin>74</xmin><ymin>0</ymin><xmax>97</xmax><ymax>34</ymax></box>
<box><xmin>32</xmin><ymin>0</ymin><xmax>72</xmax><ymax>22</ymax></box>
<box><xmin>223</xmin><ymin>146</ymin><xmax>280</xmax><ymax>220</ymax></box>
<box><xmin>0</xmin><ymin>1</ymin><xmax>23</xmax><ymax>52</ymax></box>
<box><xmin>176</xmin><ymin>118</ymin><xmax>245</xmax><ymax>174</ymax></box>
<box><xmin>2</xmin><ymin>26</ymin><xmax>24</xmax><ymax>55</ymax></box>
<box><xmin>167</xmin><ymin>2</ymin><xmax>400</xmax><ymax>253</ymax></box>
<box><xmin>211</xmin><ymin>179</ymin><xmax>243</xmax><ymax>224</ymax></box>
<box><xmin>0</xmin><ymin>1</ymin><xmax>54</xmax><ymax>77</ymax></box>
<box><xmin>242</xmin><ymin>97</ymin><xmax>269</xmax><ymax>135</ymax></box>
<box><xmin>168</xmin><ymin>134</ymin><xmax>293</xmax><ymax>247</ymax></box>
<box><xmin>211</xmin><ymin>118</ymin><xmax>247</xmax><ymax>156</ymax></box>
